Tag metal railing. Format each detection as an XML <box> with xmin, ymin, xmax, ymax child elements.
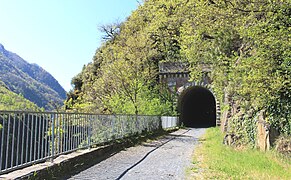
<box><xmin>0</xmin><ymin>111</ymin><xmax>178</xmax><ymax>174</ymax></box>
<box><xmin>161</xmin><ymin>116</ymin><xmax>179</xmax><ymax>129</ymax></box>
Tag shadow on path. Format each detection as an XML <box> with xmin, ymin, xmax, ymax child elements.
<box><xmin>54</xmin><ymin>130</ymin><xmax>173</xmax><ymax>179</ymax></box>
<box><xmin>115</xmin><ymin>129</ymin><xmax>191</xmax><ymax>180</ymax></box>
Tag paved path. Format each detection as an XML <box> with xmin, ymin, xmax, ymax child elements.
<box><xmin>68</xmin><ymin>128</ymin><xmax>205</xmax><ymax>180</ymax></box>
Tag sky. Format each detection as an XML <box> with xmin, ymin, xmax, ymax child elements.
<box><xmin>0</xmin><ymin>0</ymin><xmax>139</xmax><ymax>91</ymax></box>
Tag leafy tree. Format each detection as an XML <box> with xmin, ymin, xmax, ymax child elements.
<box><xmin>0</xmin><ymin>82</ymin><xmax>41</xmax><ymax>111</ymax></box>
<box><xmin>68</xmin><ymin>0</ymin><xmax>290</xmax><ymax>142</ymax></box>
<box><xmin>181</xmin><ymin>0</ymin><xmax>290</xmax><ymax>138</ymax></box>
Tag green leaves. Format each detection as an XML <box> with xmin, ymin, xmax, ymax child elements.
<box><xmin>0</xmin><ymin>82</ymin><xmax>40</xmax><ymax>111</ymax></box>
<box><xmin>180</xmin><ymin>0</ymin><xmax>290</xmax><ymax>137</ymax></box>
<box><xmin>68</xmin><ymin>0</ymin><xmax>290</xmax><ymax>137</ymax></box>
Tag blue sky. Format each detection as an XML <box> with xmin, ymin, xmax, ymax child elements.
<box><xmin>0</xmin><ymin>0</ymin><xmax>139</xmax><ymax>91</ymax></box>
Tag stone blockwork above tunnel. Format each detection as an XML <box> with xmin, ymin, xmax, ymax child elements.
<box><xmin>158</xmin><ymin>62</ymin><xmax>220</xmax><ymax>127</ymax></box>
<box><xmin>158</xmin><ymin>62</ymin><xmax>190</xmax><ymax>92</ymax></box>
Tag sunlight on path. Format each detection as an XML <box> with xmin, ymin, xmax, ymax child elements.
<box><xmin>69</xmin><ymin>128</ymin><xmax>205</xmax><ymax>180</ymax></box>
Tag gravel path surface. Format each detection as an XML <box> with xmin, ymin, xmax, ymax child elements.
<box><xmin>68</xmin><ymin>128</ymin><xmax>205</xmax><ymax>180</ymax></box>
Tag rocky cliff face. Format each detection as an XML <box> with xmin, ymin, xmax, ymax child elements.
<box><xmin>0</xmin><ymin>43</ymin><xmax>66</xmax><ymax>110</ymax></box>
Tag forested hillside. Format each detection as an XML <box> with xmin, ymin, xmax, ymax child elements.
<box><xmin>67</xmin><ymin>0</ymin><xmax>290</xmax><ymax>145</ymax></box>
<box><xmin>0</xmin><ymin>81</ymin><xmax>40</xmax><ymax>111</ymax></box>
<box><xmin>0</xmin><ymin>43</ymin><xmax>66</xmax><ymax>110</ymax></box>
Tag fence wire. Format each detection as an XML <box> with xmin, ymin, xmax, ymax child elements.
<box><xmin>0</xmin><ymin>111</ymin><xmax>178</xmax><ymax>174</ymax></box>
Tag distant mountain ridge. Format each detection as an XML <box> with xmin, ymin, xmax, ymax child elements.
<box><xmin>0</xmin><ymin>43</ymin><xmax>66</xmax><ymax>110</ymax></box>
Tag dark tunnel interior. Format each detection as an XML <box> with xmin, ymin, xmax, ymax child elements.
<box><xmin>179</xmin><ymin>86</ymin><xmax>216</xmax><ymax>128</ymax></box>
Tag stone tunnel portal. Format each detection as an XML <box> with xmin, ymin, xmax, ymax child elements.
<box><xmin>179</xmin><ymin>86</ymin><xmax>216</xmax><ymax>128</ymax></box>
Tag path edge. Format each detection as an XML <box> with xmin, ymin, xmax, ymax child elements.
<box><xmin>0</xmin><ymin>128</ymin><xmax>179</xmax><ymax>180</ymax></box>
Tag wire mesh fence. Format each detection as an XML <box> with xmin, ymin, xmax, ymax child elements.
<box><xmin>0</xmin><ymin>111</ymin><xmax>178</xmax><ymax>174</ymax></box>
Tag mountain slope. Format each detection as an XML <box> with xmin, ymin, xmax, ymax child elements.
<box><xmin>67</xmin><ymin>0</ymin><xmax>290</xmax><ymax>141</ymax></box>
<box><xmin>0</xmin><ymin>43</ymin><xmax>66</xmax><ymax>110</ymax></box>
<box><xmin>66</xmin><ymin>0</ymin><xmax>188</xmax><ymax>113</ymax></box>
<box><xmin>0</xmin><ymin>81</ymin><xmax>40</xmax><ymax>111</ymax></box>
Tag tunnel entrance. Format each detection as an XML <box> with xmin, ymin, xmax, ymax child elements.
<box><xmin>179</xmin><ymin>86</ymin><xmax>216</xmax><ymax>128</ymax></box>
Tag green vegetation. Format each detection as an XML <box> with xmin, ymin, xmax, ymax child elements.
<box><xmin>181</xmin><ymin>0</ymin><xmax>290</xmax><ymax>141</ymax></box>
<box><xmin>0</xmin><ymin>82</ymin><xmax>41</xmax><ymax>111</ymax></box>
<box><xmin>190</xmin><ymin>128</ymin><xmax>291</xmax><ymax>179</ymax></box>
<box><xmin>66</xmin><ymin>0</ymin><xmax>202</xmax><ymax>115</ymax></box>
<box><xmin>67</xmin><ymin>0</ymin><xmax>290</xmax><ymax>145</ymax></box>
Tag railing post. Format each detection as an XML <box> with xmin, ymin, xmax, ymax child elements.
<box><xmin>0</xmin><ymin>114</ymin><xmax>6</xmax><ymax>171</ymax></box>
<box><xmin>88</xmin><ymin>115</ymin><xmax>92</xmax><ymax>150</ymax></box>
<box><xmin>51</xmin><ymin>114</ymin><xmax>55</xmax><ymax>163</ymax></box>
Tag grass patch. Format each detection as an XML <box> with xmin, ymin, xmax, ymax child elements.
<box><xmin>190</xmin><ymin>127</ymin><xmax>291</xmax><ymax>179</ymax></box>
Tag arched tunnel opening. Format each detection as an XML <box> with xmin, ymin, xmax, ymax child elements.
<box><xmin>179</xmin><ymin>86</ymin><xmax>216</xmax><ymax>128</ymax></box>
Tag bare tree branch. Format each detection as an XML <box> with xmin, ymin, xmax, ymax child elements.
<box><xmin>98</xmin><ymin>20</ymin><xmax>122</xmax><ymax>41</ymax></box>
